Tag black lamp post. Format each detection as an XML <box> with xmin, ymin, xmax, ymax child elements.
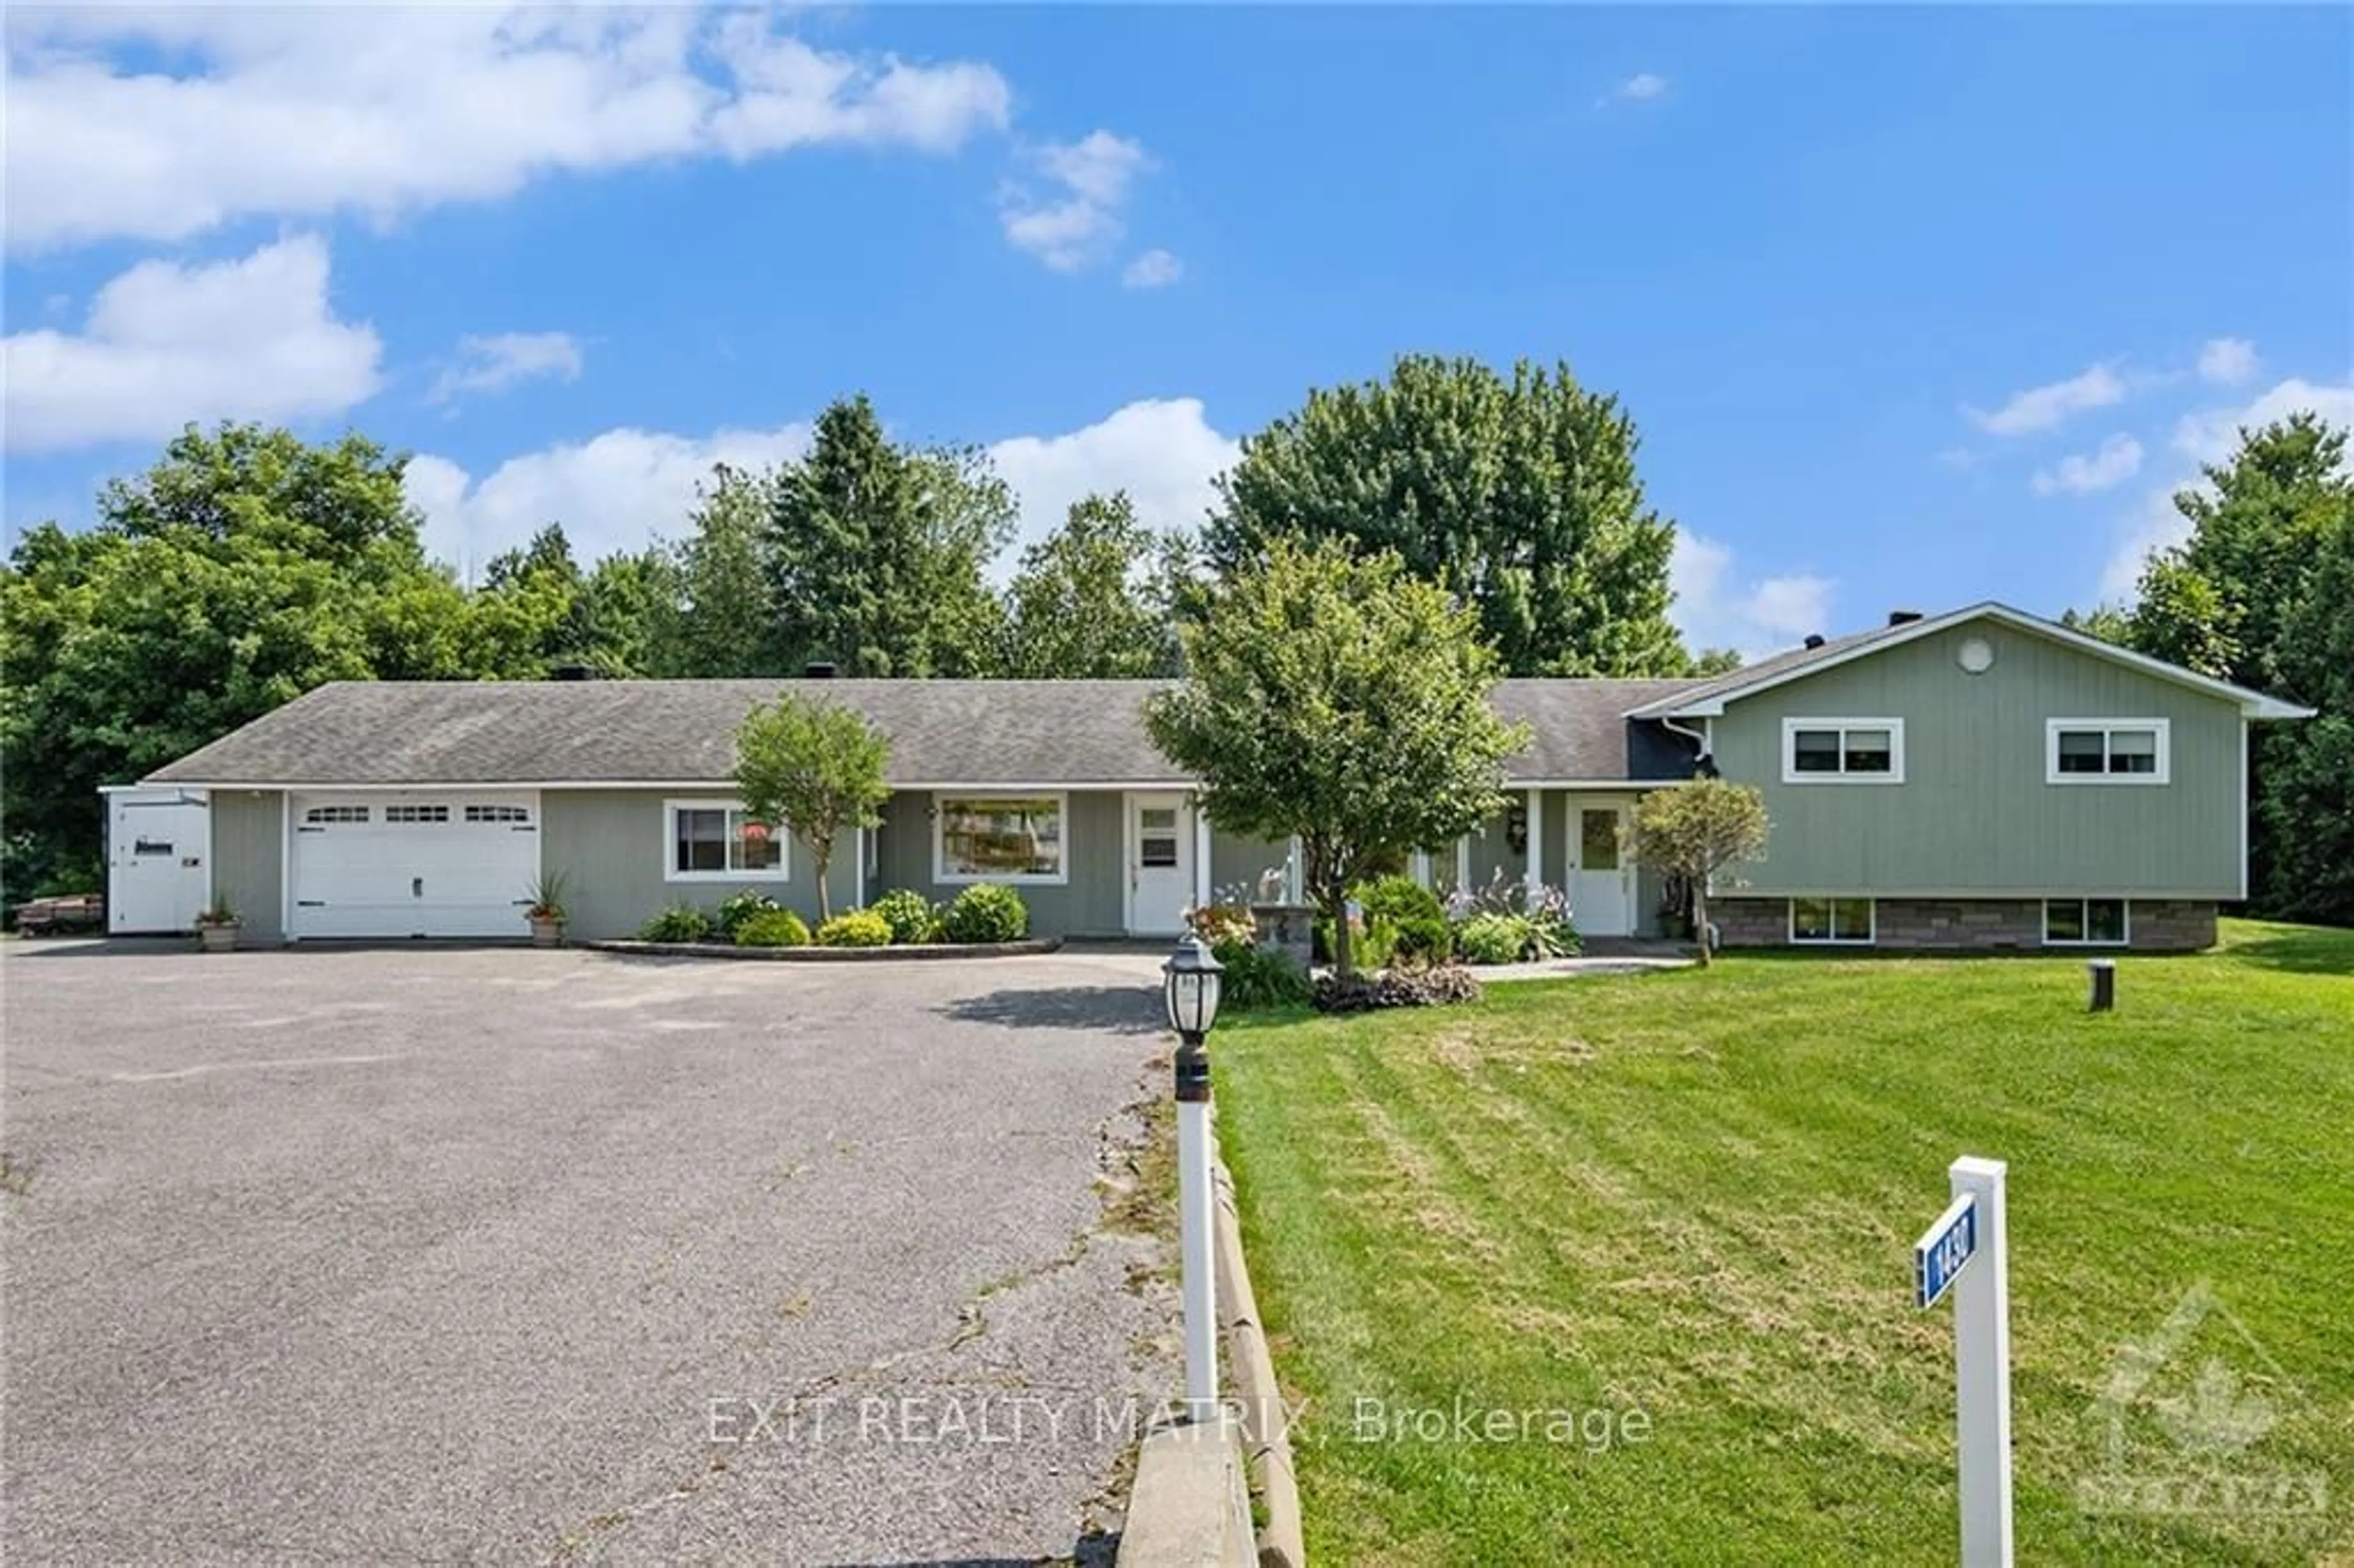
<box><xmin>1162</xmin><ymin>934</ymin><xmax>1224</xmax><ymax>1420</ymax></box>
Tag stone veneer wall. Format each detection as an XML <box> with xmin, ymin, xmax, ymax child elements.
<box><xmin>1711</xmin><ymin>897</ymin><xmax>2217</xmax><ymax>952</ymax></box>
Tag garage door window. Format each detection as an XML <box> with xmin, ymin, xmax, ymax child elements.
<box><xmin>304</xmin><ymin>805</ymin><xmax>370</xmax><ymax>824</ymax></box>
<box><xmin>385</xmin><ymin>805</ymin><xmax>450</xmax><ymax>823</ymax></box>
<box><xmin>665</xmin><ymin>800</ymin><xmax>787</xmax><ymax>882</ymax></box>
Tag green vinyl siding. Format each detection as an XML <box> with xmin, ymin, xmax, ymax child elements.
<box><xmin>211</xmin><ymin>790</ymin><xmax>284</xmax><ymax>941</ymax></box>
<box><xmin>1710</xmin><ymin>618</ymin><xmax>2242</xmax><ymax>897</ymax></box>
<box><xmin>541</xmin><ymin>790</ymin><xmax>855</xmax><ymax>940</ymax></box>
<box><xmin>871</xmin><ymin>789</ymin><xmax>1126</xmax><ymax>937</ymax></box>
<box><xmin>1210</xmin><ymin>829</ymin><xmax>1290</xmax><ymax>904</ymax></box>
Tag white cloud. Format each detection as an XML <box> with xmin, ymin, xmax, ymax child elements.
<box><xmin>988</xmin><ymin>398</ymin><xmax>1239</xmax><ymax>561</ymax></box>
<box><xmin>3</xmin><ymin>7</ymin><xmax>1010</xmax><ymax>253</ymax></box>
<box><xmin>1</xmin><ymin>235</ymin><xmax>379</xmax><ymax>452</ymax></box>
<box><xmin>2031</xmin><ymin>433</ymin><xmax>2143</xmax><ymax>497</ymax></box>
<box><xmin>1670</xmin><ymin>531</ymin><xmax>1835</xmax><ymax>660</ymax></box>
<box><xmin>428</xmin><ymin>332</ymin><xmax>584</xmax><ymax>405</ymax></box>
<box><xmin>1000</xmin><ymin>130</ymin><xmax>1152</xmax><ymax>272</ymax></box>
<box><xmin>1965</xmin><ymin>363</ymin><xmax>2128</xmax><ymax>436</ymax></box>
<box><xmin>405</xmin><ymin>422</ymin><xmax>812</xmax><ymax>577</ymax></box>
<box><xmin>2196</xmin><ymin>337</ymin><xmax>2259</xmax><ymax>387</ymax></box>
<box><xmin>1609</xmin><ymin>72</ymin><xmax>1669</xmax><ymax>104</ymax></box>
<box><xmin>403</xmin><ymin>396</ymin><xmax>1240</xmax><ymax>578</ymax></box>
<box><xmin>2097</xmin><ymin>375</ymin><xmax>2354</xmax><ymax>601</ymax></box>
<box><xmin>1121</xmin><ymin>248</ymin><xmax>1184</xmax><ymax>290</ymax></box>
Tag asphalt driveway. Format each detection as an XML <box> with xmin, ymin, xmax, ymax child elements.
<box><xmin>1</xmin><ymin>942</ymin><xmax>1178</xmax><ymax>1564</ymax></box>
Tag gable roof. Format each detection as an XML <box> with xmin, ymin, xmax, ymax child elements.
<box><xmin>144</xmin><ymin>676</ymin><xmax>1707</xmax><ymax>790</ymax></box>
<box><xmin>1626</xmin><ymin>603</ymin><xmax>2316</xmax><ymax>721</ymax></box>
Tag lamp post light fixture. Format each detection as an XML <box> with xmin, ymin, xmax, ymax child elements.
<box><xmin>1162</xmin><ymin>934</ymin><xmax>1225</xmax><ymax>1423</ymax></box>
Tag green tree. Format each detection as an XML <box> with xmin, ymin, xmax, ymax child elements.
<box><xmin>999</xmin><ymin>492</ymin><xmax>1181</xmax><ymax>677</ymax></box>
<box><xmin>650</xmin><ymin>465</ymin><xmax>787</xmax><ymax>678</ymax></box>
<box><xmin>1146</xmin><ymin>539</ymin><xmax>1528</xmax><ymax>975</ymax></box>
<box><xmin>2116</xmin><ymin>414</ymin><xmax>2352</xmax><ymax>918</ymax></box>
<box><xmin>0</xmin><ymin>424</ymin><xmax>476</xmax><ymax>905</ymax></box>
<box><xmin>1627</xmin><ymin>780</ymin><xmax>1771</xmax><ymax>968</ymax></box>
<box><xmin>732</xmin><ymin>693</ymin><xmax>892</xmax><ymax>921</ymax></box>
<box><xmin>765</xmin><ymin>396</ymin><xmax>1010</xmax><ymax>676</ymax></box>
<box><xmin>1208</xmin><ymin>354</ymin><xmax>1699</xmax><ymax>677</ymax></box>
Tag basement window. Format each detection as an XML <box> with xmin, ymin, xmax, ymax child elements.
<box><xmin>1791</xmin><ymin>897</ymin><xmax>1875</xmax><ymax>945</ymax></box>
<box><xmin>2044</xmin><ymin>899</ymin><xmax>2128</xmax><ymax>946</ymax></box>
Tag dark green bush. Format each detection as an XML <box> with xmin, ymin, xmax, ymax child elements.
<box><xmin>734</xmin><ymin>909</ymin><xmax>810</xmax><ymax>948</ymax></box>
<box><xmin>639</xmin><ymin>904</ymin><xmax>713</xmax><ymax>943</ymax></box>
<box><xmin>869</xmin><ymin>889</ymin><xmax>937</xmax><ymax>945</ymax></box>
<box><xmin>716</xmin><ymin>889</ymin><xmax>780</xmax><ymax>937</ymax></box>
<box><xmin>1357</xmin><ymin>875</ymin><xmax>1450</xmax><ymax>961</ymax></box>
<box><xmin>1210</xmin><ymin>937</ymin><xmax>1312</xmax><ymax>1011</ymax></box>
<box><xmin>1314</xmin><ymin>913</ymin><xmax>1397</xmax><ymax>970</ymax></box>
<box><xmin>1453</xmin><ymin>913</ymin><xmax>1527</xmax><ymax>965</ymax></box>
<box><xmin>816</xmin><ymin>910</ymin><xmax>892</xmax><ymax>948</ymax></box>
<box><xmin>1314</xmin><ymin>963</ymin><xmax>1481</xmax><ymax>1013</ymax></box>
<box><xmin>941</xmin><ymin>883</ymin><xmax>1029</xmax><ymax>943</ymax></box>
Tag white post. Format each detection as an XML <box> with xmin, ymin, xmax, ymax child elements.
<box><xmin>1176</xmin><ymin>1059</ymin><xmax>1217</xmax><ymax>1423</ymax></box>
<box><xmin>851</xmin><ymin>826</ymin><xmax>866</xmax><ymax>910</ymax></box>
<box><xmin>1950</xmin><ymin>1155</ymin><xmax>2014</xmax><ymax>1568</ymax></box>
<box><xmin>1193</xmin><ymin>804</ymin><xmax>1213</xmax><ymax>910</ymax></box>
<box><xmin>1525</xmin><ymin>788</ymin><xmax>1545</xmax><ymax>891</ymax></box>
<box><xmin>1455</xmin><ymin>834</ymin><xmax>1472</xmax><ymax>893</ymax></box>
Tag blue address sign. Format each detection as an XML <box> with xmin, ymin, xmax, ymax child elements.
<box><xmin>1914</xmin><ymin>1193</ymin><xmax>1979</xmax><ymax>1309</ymax></box>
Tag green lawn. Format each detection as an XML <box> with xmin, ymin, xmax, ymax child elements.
<box><xmin>1214</xmin><ymin>920</ymin><xmax>2354</xmax><ymax>1565</ymax></box>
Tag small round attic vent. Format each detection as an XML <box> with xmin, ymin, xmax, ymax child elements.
<box><xmin>1957</xmin><ymin>636</ymin><xmax>1995</xmax><ymax>674</ymax></box>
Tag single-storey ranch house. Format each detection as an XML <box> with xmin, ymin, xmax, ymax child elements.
<box><xmin>109</xmin><ymin>602</ymin><xmax>2311</xmax><ymax>950</ymax></box>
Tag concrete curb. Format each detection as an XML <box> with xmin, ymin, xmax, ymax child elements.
<box><xmin>1116</xmin><ymin>1414</ymin><xmax>1255</xmax><ymax>1567</ymax></box>
<box><xmin>581</xmin><ymin>937</ymin><xmax>1064</xmax><ymax>962</ymax></box>
<box><xmin>1212</xmin><ymin>1116</ymin><xmax>1307</xmax><ymax>1568</ymax></box>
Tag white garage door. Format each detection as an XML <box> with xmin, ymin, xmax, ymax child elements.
<box><xmin>289</xmin><ymin>792</ymin><xmax>541</xmax><ymax>939</ymax></box>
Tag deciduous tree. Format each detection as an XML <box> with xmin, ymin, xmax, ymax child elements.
<box><xmin>1146</xmin><ymin>539</ymin><xmax>1528</xmax><ymax>975</ymax></box>
<box><xmin>1208</xmin><ymin>354</ymin><xmax>1701</xmax><ymax>677</ymax></box>
<box><xmin>733</xmin><ymin>694</ymin><xmax>892</xmax><ymax>921</ymax></box>
<box><xmin>1627</xmin><ymin>780</ymin><xmax>1770</xmax><ymax>967</ymax></box>
<box><xmin>1000</xmin><ymin>492</ymin><xmax>1182</xmax><ymax>677</ymax></box>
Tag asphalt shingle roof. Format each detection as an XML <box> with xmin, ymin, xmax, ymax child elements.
<box><xmin>145</xmin><ymin>675</ymin><xmax>1712</xmax><ymax>788</ymax></box>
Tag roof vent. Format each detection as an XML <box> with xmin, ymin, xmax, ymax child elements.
<box><xmin>802</xmin><ymin>661</ymin><xmax>838</xmax><ymax>679</ymax></box>
<box><xmin>1887</xmin><ymin>609</ymin><xmax>1925</xmax><ymax>626</ymax></box>
<box><xmin>1803</xmin><ymin>634</ymin><xmax>1827</xmax><ymax>650</ymax></box>
<box><xmin>550</xmin><ymin>663</ymin><xmax>598</xmax><ymax>682</ymax></box>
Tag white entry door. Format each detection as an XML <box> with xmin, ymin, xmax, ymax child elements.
<box><xmin>1571</xmin><ymin>801</ymin><xmax>1634</xmax><ymax>937</ymax></box>
<box><xmin>289</xmin><ymin>791</ymin><xmax>540</xmax><ymax>939</ymax></box>
<box><xmin>1126</xmin><ymin>793</ymin><xmax>1194</xmax><ymax>936</ymax></box>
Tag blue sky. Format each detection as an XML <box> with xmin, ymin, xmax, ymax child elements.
<box><xmin>5</xmin><ymin>4</ymin><xmax>2349</xmax><ymax>655</ymax></box>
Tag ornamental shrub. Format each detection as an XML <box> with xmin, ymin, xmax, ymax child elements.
<box><xmin>639</xmin><ymin>904</ymin><xmax>713</xmax><ymax>943</ymax></box>
<box><xmin>734</xmin><ymin>909</ymin><xmax>811</xmax><ymax>948</ymax></box>
<box><xmin>1355</xmin><ymin>875</ymin><xmax>1450</xmax><ymax>961</ymax></box>
<box><xmin>869</xmin><ymin>889</ymin><xmax>937</xmax><ymax>945</ymax></box>
<box><xmin>815</xmin><ymin>910</ymin><xmax>893</xmax><ymax>948</ymax></box>
<box><xmin>1189</xmin><ymin>902</ymin><xmax>1257</xmax><ymax>947</ymax></box>
<box><xmin>1210</xmin><ymin>937</ymin><xmax>1312</xmax><ymax>1011</ymax></box>
<box><xmin>1453</xmin><ymin>912</ymin><xmax>1528</xmax><ymax>966</ymax></box>
<box><xmin>941</xmin><ymin>883</ymin><xmax>1029</xmax><ymax>944</ymax></box>
<box><xmin>716</xmin><ymin>889</ymin><xmax>781</xmax><ymax>938</ymax></box>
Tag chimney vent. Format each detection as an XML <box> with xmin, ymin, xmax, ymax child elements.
<box><xmin>550</xmin><ymin>663</ymin><xmax>597</xmax><ymax>682</ymax></box>
<box><xmin>1803</xmin><ymin>634</ymin><xmax>1827</xmax><ymax>650</ymax></box>
<box><xmin>1887</xmin><ymin>609</ymin><xmax>1925</xmax><ymax>626</ymax></box>
<box><xmin>802</xmin><ymin>661</ymin><xmax>838</xmax><ymax>680</ymax></box>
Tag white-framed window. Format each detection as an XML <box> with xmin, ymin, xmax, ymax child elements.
<box><xmin>1782</xmin><ymin>718</ymin><xmax>1905</xmax><ymax>783</ymax></box>
<box><xmin>2044</xmin><ymin>898</ymin><xmax>2128</xmax><ymax>946</ymax></box>
<box><xmin>935</xmin><ymin>793</ymin><xmax>1068</xmax><ymax>885</ymax></box>
<box><xmin>1791</xmin><ymin>897</ymin><xmax>1875</xmax><ymax>945</ymax></box>
<box><xmin>303</xmin><ymin>805</ymin><xmax>370</xmax><ymax>824</ymax></box>
<box><xmin>2046</xmin><ymin>719</ymin><xmax>2170</xmax><ymax>785</ymax></box>
<box><xmin>463</xmin><ymin>804</ymin><xmax>531</xmax><ymax>824</ymax></box>
<box><xmin>384</xmin><ymin>804</ymin><xmax>450</xmax><ymax>824</ymax></box>
<box><xmin>664</xmin><ymin>799</ymin><xmax>787</xmax><ymax>882</ymax></box>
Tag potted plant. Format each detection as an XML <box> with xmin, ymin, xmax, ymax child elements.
<box><xmin>195</xmin><ymin>894</ymin><xmax>241</xmax><ymax>953</ymax></box>
<box><xmin>525</xmin><ymin>871</ymin><xmax>569</xmax><ymax>948</ymax></box>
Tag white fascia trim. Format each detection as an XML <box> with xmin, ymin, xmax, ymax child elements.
<box><xmin>2045</xmin><ymin>718</ymin><xmax>2171</xmax><ymax>786</ymax></box>
<box><xmin>1506</xmin><ymin>777</ymin><xmax>1694</xmax><ymax>790</ymax></box>
<box><xmin>1628</xmin><ymin>602</ymin><xmax>2317</xmax><ymax>720</ymax></box>
<box><xmin>149</xmin><ymin>777</ymin><xmax>1200</xmax><ymax>793</ymax></box>
<box><xmin>1735</xmin><ymin>886</ymin><xmax>2233</xmax><ymax>900</ymax></box>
